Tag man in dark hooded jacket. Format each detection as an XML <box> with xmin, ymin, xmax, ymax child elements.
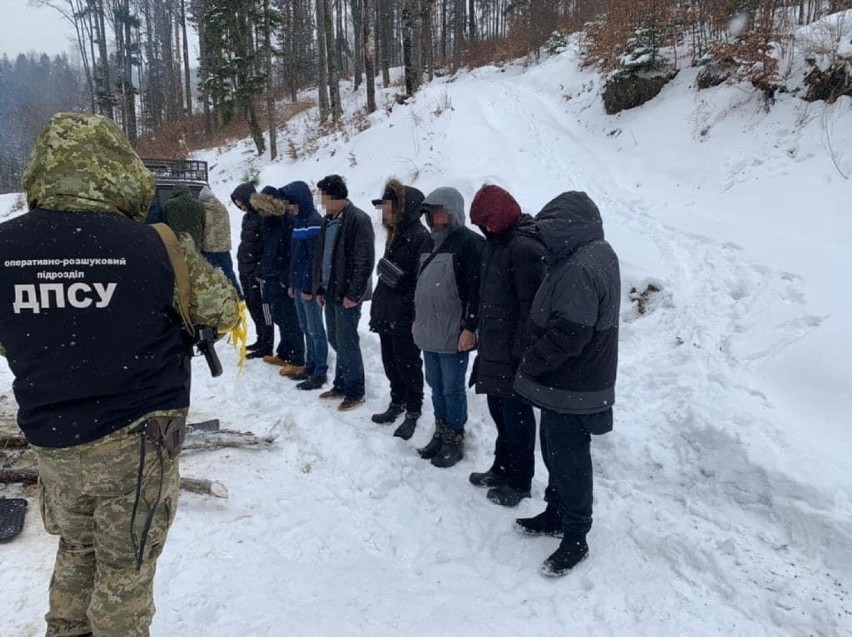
<box><xmin>514</xmin><ymin>191</ymin><xmax>621</xmax><ymax>577</ymax></box>
<box><xmin>281</xmin><ymin>180</ymin><xmax>328</xmax><ymax>390</ymax></box>
<box><xmin>369</xmin><ymin>179</ymin><xmax>432</xmax><ymax>440</ymax></box>
<box><xmin>231</xmin><ymin>182</ymin><xmax>273</xmax><ymax>357</ymax></box>
<box><xmin>468</xmin><ymin>185</ymin><xmax>547</xmax><ymax>507</ymax></box>
<box><xmin>250</xmin><ymin>186</ymin><xmax>305</xmax><ymax>373</ymax></box>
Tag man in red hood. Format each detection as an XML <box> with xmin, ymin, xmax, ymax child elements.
<box><xmin>468</xmin><ymin>185</ymin><xmax>547</xmax><ymax>507</ymax></box>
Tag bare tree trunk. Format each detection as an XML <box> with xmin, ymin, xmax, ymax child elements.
<box><xmin>403</xmin><ymin>0</ymin><xmax>421</xmax><ymax>95</ymax></box>
<box><xmin>351</xmin><ymin>0</ymin><xmax>364</xmax><ymax>89</ymax></box>
<box><xmin>316</xmin><ymin>0</ymin><xmax>331</xmax><ymax>122</ymax></box>
<box><xmin>379</xmin><ymin>0</ymin><xmax>391</xmax><ymax>87</ymax></box>
<box><xmin>95</xmin><ymin>0</ymin><xmax>114</xmax><ymax>118</ymax></box>
<box><xmin>363</xmin><ymin>0</ymin><xmax>376</xmax><ymax>112</ymax></box>
<box><xmin>323</xmin><ymin>0</ymin><xmax>342</xmax><ymax>122</ymax></box>
<box><xmin>422</xmin><ymin>0</ymin><xmax>434</xmax><ymax>82</ymax></box>
<box><xmin>123</xmin><ymin>1</ymin><xmax>137</xmax><ymax>144</ymax></box>
<box><xmin>468</xmin><ymin>0</ymin><xmax>475</xmax><ymax>41</ymax></box>
<box><xmin>264</xmin><ymin>0</ymin><xmax>278</xmax><ymax>160</ymax></box>
<box><xmin>452</xmin><ymin>0</ymin><xmax>463</xmax><ymax>72</ymax></box>
<box><xmin>181</xmin><ymin>0</ymin><xmax>193</xmax><ymax>115</ymax></box>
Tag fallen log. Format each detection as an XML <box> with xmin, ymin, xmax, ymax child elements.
<box><xmin>0</xmin><ymin>435</ymin><xmax>28</xmax><ymax>450</ymax></box>
<box><xmin>1</xmin><ymin>469</ymin><xmax>229</xmax><ymax>498</ymax></box>
<box><xmin>181</xmin><ymin>430</ymin><xmax>276</xmax><ymax>453</ymax></box>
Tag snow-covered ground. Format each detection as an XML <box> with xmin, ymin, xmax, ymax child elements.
<box><xmin>2</xmin><ymin>32</ymin><xmax>851</xmax><ymax>636</ymax></box>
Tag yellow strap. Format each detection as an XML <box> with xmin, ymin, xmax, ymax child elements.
<box><xmin>222</xmin><ymin>301</ymin><xmax>250</xmax><ymax>373</ymax></box>
<box><xmin>152</xmin><ymin>223</ymin><xmax>194</xmax><ymax>336</ymax></box>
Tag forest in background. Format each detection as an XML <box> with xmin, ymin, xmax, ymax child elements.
<box><xmin>1</xmin><ymin>0</ymin><xmax>850</xmax><ymax>193</ymax></box>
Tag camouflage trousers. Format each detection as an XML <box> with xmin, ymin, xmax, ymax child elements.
<box><xmin>34</xmin><ymin>417</ymin><xmax>182</xmax><ymax>637</ymax></box>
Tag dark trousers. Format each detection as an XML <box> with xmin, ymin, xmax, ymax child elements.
<box><xmin>487</xmin><ymin>395</ymin><xmax>536</xmax><ymax>492</ymax></box>
<box><xmin>325</xmin><ymin>302</ymin><xmax>365</xmax><ymax>400</ymax></box>
<box><xmin>203</xmin><ymin>252</ymin><xmax>243</xmax><ymax>299</ymax></box>
<box><xmin>378</xmin><ymin>332</ymin><xmax>424</xmax><ymax>414</ymax></box>
<box><xmin>269</xmin><ymin>295</ymin><xmax>305</xmax><ymax>365</ymax></box>
<box><xmin>240</xmin><ymin>271</ymin><xmax>273</xmax><ymax>353</ymax></box>
<box><xmin>294</xmin><ymin>295</ymin><xmax>328</xmax><ymax>377</ymax></box>
<box><xmin>541</xmin><ymin>409</ymin><xmax>611</xmax><ymax>538</ymax></box>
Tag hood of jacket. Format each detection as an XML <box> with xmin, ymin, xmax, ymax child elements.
<box><xmin>279</xmin><ymin>181</ymin><xmax>318</xmax><ymax>221</ymax></box>
<box><xmin>469</xmin><ymin>184</ymin><xmax>522</xmax><ymax>235</ymax></box>
<box><xmin>422</xmin><ymin>187</ymin><xmax>465</xmax><ymax>231</ymax></box>
<box><xmin>21</xmin><ymin>112</ymin><xmax>155</xmax><ymax>222</ymax></box>
<box><xmin>231</xmin><ymin>182</ymin><xmax>258</xmax><ymax>211</ymax></box>
<box><xmin>250</xmin><ymin>186</ymin><xmax>286</xmax><ymax>217</ymax></box>
<box><xmin>535</xmin><ymin>191</ymin><xmax>604</xmax><ymax>263</ymax></box>
<box><xmin>382</xmin><ymin>178</ymin><xmax>425</xmax><ymax>240</ymax></box>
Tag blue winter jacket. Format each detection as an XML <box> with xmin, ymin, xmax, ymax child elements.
<box><xmin>280</xmin><ymin>181</ymin><xmax>323</xmax><ymax>295</ymax></box>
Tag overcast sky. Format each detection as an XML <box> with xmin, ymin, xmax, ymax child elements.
<box><xmin>0</xmin><ymin>0</ymin><xmax>78</xmax><ymax>59</ymax></box>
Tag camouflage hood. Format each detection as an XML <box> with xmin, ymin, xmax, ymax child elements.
<box><xmin>21</xmin><ymin>112</ymin><xmax>155</xmax><ymax>221</ymax></box>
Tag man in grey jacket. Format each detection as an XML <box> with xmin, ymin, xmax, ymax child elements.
<box><xmin>514</xmin><ymin>191</ymin><xmax>621</xmax><ymax>577</ymax></box>
<box><xmin>413</xmin><ymin>187</ymin><xmax>484</xmax><ymax>468</ymax></box>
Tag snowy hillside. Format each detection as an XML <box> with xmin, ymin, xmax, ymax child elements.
<box><xmin>1</xmin><ymin>35</ymin><xmax>850</xmax><ymax>636</ymax></box>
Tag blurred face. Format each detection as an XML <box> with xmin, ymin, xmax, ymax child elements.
<box><xmin>233</xmin><ymin>199</ymin><xmax>248</xmax><ymax>212</ymax></box>
<box><xmin>285</xmin><ymin>202</ymin><xmax>299</xmax><ymax>216</ymax></box>
<box><xmin>380</xmin><ymin>200</ymin><xmax>395</xmax><ymax>228</ymax></box>
<box><xmin>428</xmin><ymin>207</ymin><xmax>451</xmax><ymax>230</ymax></box>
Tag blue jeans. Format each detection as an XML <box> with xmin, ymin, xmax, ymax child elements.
<box><xmin>269</xmin><ymin>296</ymin><xmax>305</xmax><ymax>365</ymax></box>
<box><xmin>325</xmin><ymin>302</ymin><xmax>365</xmax><ymax>400</ymax></box>
<box><xmin>423</xmin><ymin>351</ymin><xmax>470</xmax><ymax>433</ymax></box>
<box><xmin>203</xmin><ymin>252</ymin><xmax>243</xmax><ymax>299</ymax></box>
<box><xmin>295</xmin><ymin>294</ymin><xmax>328</xmax><ymax>377</ymax></box>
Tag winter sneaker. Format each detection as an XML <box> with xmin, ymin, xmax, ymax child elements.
<box><xmin>246</xmin><ymin>349</ymin><xmax>272</xmax><ymax>360</ymax></box>
<box><xmin>418</xmin><ymin>419</ymin><xmax>448</xmax><ymax>459</ymax></box>
<box><xmin>319</xmin><ymin>388</ymin><xmax>345</xmax><ymax>400</ymax></box>
<box><xmin>469</xmin><ymin>469</ymin><xmax>508</xmax><ymax>489</ymax></box>
<box><xmin>431</xmin><ymin>430</ymin><xmax>465</xmax><ymax>468</ymax></box>
<box><xmin>540</xmin><ymin>537</ymin><xmax>589</xmax><ymax>577</ymax></box>
<box><xmin>338</xmin><ymin>397</ymin><xmax>365</xmax><ymax>412</ymax></box>
<box><xmin>515</xmin><ymin>507</ymin><xmax>563</xmax><ymax>538</ymax></box>
<box><xmin>279</xmin><ymin>363</ymin><xmax>306</xmax><ymax>378</ymax></box>
<box><xmin>297</xmin><ymin>376</ymin><xmax>327</xmax><ymax>391</ymax></box>
<box><xmin>392</xmin><ymin>412</ymin><xmax>420</xmax><ymax>440</ymax></box>
<box><xmin>262</xmin><ymin>355</ymin><xmax>287</xmax><ymax>366</ymax></box>
<box><xmin>372</xmin><ymin>402</ymin><xmax>405</xmax><ymax>424</ymax></box>
<box><xmin>486</xmin><ymin>484</ymin><xmax>531</xmax><ymax>507</ymax></box>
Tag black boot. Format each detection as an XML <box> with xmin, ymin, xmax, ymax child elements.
<box><xmin>469</xmin><ymin>468</ymin><xmax>507</xmax><ymax>489</ymax></box>
<box><xmin>486</xmin><ymin>483</ymin><xmax>531</xmax><ymax>507</ymax></box>
<box><xmin>393</xmin><ymin>412</ymin><xmax>419</xmax><ymax>440</ymax></box>
<box><xmin>418</xmin><ymin>419</ymin><xmax>447</xmax><ymax>459</ymax></box>
<box><xmin>540</xmin><ymin>536</ymin><xmax>589</xmax><ymax>577</ymax></box>
<box><xmin>515</xmin><ymin>507</ymin><xmax>563</xmax><ymax>537</ymax></box>
<box><xmin>246</xmin><ymin>349</ymin><xmax>272</xmax><ymax>360</ymax></box>
<box><xmin>247</xmin><ymin>340</ymin><xmax>261</xmax><ymax>351</ymax></box>
<box><xmin>431</xmin><ymin>429</ymin><xmax>464</xmax><ymax>468</ymax></box>
<box><xmin>372</xmin><ymin>402</ymin><xmax>405</xmax><ymax>424</ymax></box>
<box><xmin>297</xmin><ymin>376</ymin><xmax>327</xmax><ymax>391</ymax></box>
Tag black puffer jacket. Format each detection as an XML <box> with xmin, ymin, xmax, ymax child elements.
<box><xmin>231</xmin><ymin>182</ymin><xmax>263</xmax><ymax>279</ymax></box>
<box><xmin>514</xmin><ymin>191</ymin><xmax>621</xmax><ymax>420</ymax></box>
<box><xmin>473</xmin><ymin>213</ymin><xmax>546</xmax><ymax>397</ymax></box>
<box><xmin>370</xmin><ymin>180</ymin><xmax>432</xmax><ymax>334</ymax></box>
<box><xmin>469</xmin><ymin>185</ymin><xmax>547</xmax><ymax>396</ymax></box>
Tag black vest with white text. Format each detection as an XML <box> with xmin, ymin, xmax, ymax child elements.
<box><xmin>0</xmin><ymin>209</ymin><xmax>190</xmax><ymax>448</ymax></box>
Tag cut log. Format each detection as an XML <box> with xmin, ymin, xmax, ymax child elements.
<box><xmin>0</xmin><ymin>435</ymin><xmax>28</xmax><ymax>449</ymax></box>
<box><xmin>181</xmin><ymin>430</ymin><xmax>276</xmax><ymax>453</ymax></box>
<box><xmin>0</xmin><ymin>469</ymin><xmax>37</xmax><ymax>484</ymax></box>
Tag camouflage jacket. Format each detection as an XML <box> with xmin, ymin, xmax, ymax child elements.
<box><xmin>200</xmin><ymin>193</ymin><xmax>232</xmax><ymax>252</ymax></box>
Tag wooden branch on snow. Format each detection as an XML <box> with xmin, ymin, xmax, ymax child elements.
<box><xmin>0</xmin><ymin>468</ymin><xmax>229</xmax><ymax>499</ymax></box>
<box><xmin>181</xmin><ymin>430</ymin><xmax>276</xmax><ymax>453</ymax></box>
<box><xmin>0</xmin><ymin>435</ymin><xmax>29</xmax><ymax>449</ymax></box>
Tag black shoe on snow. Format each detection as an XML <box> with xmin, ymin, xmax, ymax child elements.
<box><xmin>515</xmin><ymin>508</ymin><xmax>563</xmax><ymax>537</ymax></box>
<box><xmin>246</xmin><ymin>349</ymin><xmax>272</xmax><ymax>360</ymax></box>
<box><xmin>393</xmin><ymin>413</ymin><xmax>419</xmax><ymax>440</ymax></box>
<box><xmin>469</xmin><ymin>469</ymin><xmax>508</xmax><ymax>489</ymax></box>
<box><xmin>338</xmin><ymin>397</ymin><xmax>365</xmax><ymax>412</ymax></box>
<box><xmin>297</xmin><ymin>376</ymin><xmax>327</xmax><ymax>391</ymax></box>
<box><xmin>540</xmin><ymin>537</ymin><xmax>589</xmax><ymax>577</ymax></box>
<box><xmin>290</xmin><ymin>369</ymin><xmax>311</xmax><ymax>382</ymax></box>
<box><xmin>319</xmin><ymin>388</ymin><xmax>345</xmax><ymax>400</ymax></box>
<box><xmin>431</xmin><ymin>430</ymin><xmax>464</xmax><ymax>468</ymax></box>
<box><xmin>418</xmin><ymin>419</ymin><xmax>448</xmax><ymax>459</ymax></box>
<box><xmin>247</xmin><ymin>341</ymin><xmax>262</xmax><ymax>351</ymax></box>
<box><xmin>372</xmin><ymin>402</ymin><xmax>405</xmax><ymax>424</ymax></box>
<box><xmin>486</xmin><ymin>484</ymin><xmax>531</xmax><ymax>507</ymax></box>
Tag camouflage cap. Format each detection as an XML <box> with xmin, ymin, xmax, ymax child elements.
<box><xmin>21</xmin><ymin>112</ymin><xmax>155</xmax><ymax>221</ymax></box>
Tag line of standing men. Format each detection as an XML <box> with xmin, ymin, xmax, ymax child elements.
<box><xmin>230</xmin><ymin>174</ymin><xmax>620</xmax><ymax>577</ymax></box>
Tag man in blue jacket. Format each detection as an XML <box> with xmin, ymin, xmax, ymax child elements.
<box><xmin>280</xmin><ymin>181</ymin><xmax>328</xmax><ymax>390</ymax></box>
<box><xmin>250</xmin><ymin>186</ymin><xmax>305</xmax><ymax>374</ymax></box>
